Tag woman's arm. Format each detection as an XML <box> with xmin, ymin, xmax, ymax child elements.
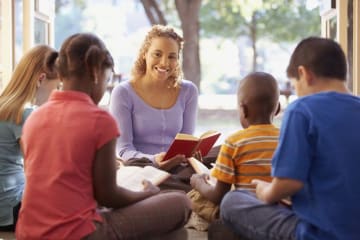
<box><xmin>181</xmin><ymin>81</ymin><xmax>199</xmax><ymax>134</ymax></box>
<box><xmin>92</xmin><ymin>138</ymin><xmax>159</xmax><ymax>208</ymax></box>
<box><xmin>109</xmin><ymin>84</ymin><xmax>154</xmax><ymax>161</ymax></box>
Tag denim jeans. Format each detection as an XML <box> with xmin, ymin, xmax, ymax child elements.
<box><xmin>220</xmin><ymin>190</ymin><xmax>299</xmax><ymax>240</ymax></box>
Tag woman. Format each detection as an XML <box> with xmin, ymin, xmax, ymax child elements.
<box><xmin>16</xmin><ymin>33</ymin><xmax>190</xmax><ymax>240</ymax></box>
<box><xmin>0</xmin><ymin>45</ymin><xmax>59</xmax><ymax>231</ymax></box>
<box><xmin>109</xmin><ymin>25</ymin><xmax>198</xmax><ymax>172</ymax></box>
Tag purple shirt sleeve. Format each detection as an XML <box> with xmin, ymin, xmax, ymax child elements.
<box><xmin>109</xmin><ymin>80</ymin><xmax>198</xmax><ymax>162</ymax></box>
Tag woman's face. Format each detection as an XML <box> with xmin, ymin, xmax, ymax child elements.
<box><xmin>144</xmin><ymin>37</ymin><xmax>179</xmax><ymax>82</ymax></box>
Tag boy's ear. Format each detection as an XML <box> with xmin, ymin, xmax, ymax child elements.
<box><xmin>241</xmin><ymin>103</ymin><xmax>249</xmax><ymax>118</ymax></box>
<box><xmin>298</xmin><ymin>65</ymin><xmax>314</xmax><ymax>86</ymax></box>
<box><xmin>275</xmin><ymin>102</ymin><xmax>281</xmax><ymax>116</ymax></box>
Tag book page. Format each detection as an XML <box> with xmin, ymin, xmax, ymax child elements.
<box><xmin>188</xmin><ymin>157</ymin><xmax>216</xmax><ymax>186</ymax></box>
<box><xmin>199</xmin><ymin>130</ymin><xmax>220</xmax><ymax>139</ymax></box>
<box><xmin>175</xmin><ymin>133</ymin><xmax>199</xmax><ymax>141</ymax></box>
<box><xmin>116</xmin><ymin>166</ymin><xmax>170</xmax><ymax>191</ymax></box>
<box><xmin>189</xmin><ymin>157</ymin><xmax>211</xmax><ymax>175</ymax></box>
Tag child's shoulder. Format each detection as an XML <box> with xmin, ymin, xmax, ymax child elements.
<box><xmin>225</xmin><ymin>128</ymin><xmax>249</xmax><ymax>143</ymax></box>
<box><xmin>225</xmin><ymin>125</ymin><xmax>278</xmax><ymax>144</ymax></box>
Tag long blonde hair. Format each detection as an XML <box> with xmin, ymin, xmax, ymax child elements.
<box><xmin>131</xmin><ymin>25</ymin><xmax>184</xmax><ymax>88</ymax></box>
<box><xmin>0</xmin><ymin>45</ymin><xmax>58</xmax><ymax>124</ymax></box>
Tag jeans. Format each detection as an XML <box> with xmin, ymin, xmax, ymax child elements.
<box><xmin>220</xmin><ymin>190</ymin><xmax>299</xmax><ymax>240</ymax></box>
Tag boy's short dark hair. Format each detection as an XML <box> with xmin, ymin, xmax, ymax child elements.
<box><xmin>286</xmin><ymin>37</ymin><xmax>347</xmax><ymax>81</ymax></box>
<box><xmin>238</xmin><ymin>72</ymin><xmax>279</xmax><ymax>118</ymax></box>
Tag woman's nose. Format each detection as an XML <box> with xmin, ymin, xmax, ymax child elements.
<box><xmin>160</xmin><ymin>56</ymin><xmax>168</xmax><ymax>65</ymax></box>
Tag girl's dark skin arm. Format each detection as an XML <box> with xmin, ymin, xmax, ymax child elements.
<box><xmin>93</xmin><ymin>139</ymin><xmax>160</xmax><ymax>208</ymax></box>
<box><xmin>191</xmin><ymin>174</ymin><xmax>231</xmax><ymax>205</ymax></box>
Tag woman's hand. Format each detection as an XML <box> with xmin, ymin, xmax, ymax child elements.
<box><xmin>155</xmin><ymin>152</ymin><xmax>187</xmax><ymax>171</ymax></box>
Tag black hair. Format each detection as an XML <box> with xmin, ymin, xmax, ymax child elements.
<box><xmin>56</xmin><ymin>33</ymin><xmax>114</xmax><ymax>81</ymax></box>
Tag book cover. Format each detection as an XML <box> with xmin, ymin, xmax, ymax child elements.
<box><xmin>116</xmin><ymin>165</ymin><xmax>170</xmax><ymax>191</ymax></box>
<box><xmin>163</xmin><ymin>130</ymin><xmax>221</xmax><ymax>161</ymax></box>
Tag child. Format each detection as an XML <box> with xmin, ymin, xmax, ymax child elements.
<box><xmin>0</xmin><ymin>45</ymin><xmax>59</xmax><ymax>232</ymax></box>
<box><xmin>221</xmin><ymin>37</ymin><xmax>360</xmax><ymax>240</ymax></box>
<box><xmin>189</xmin><ymin>72</ymin><xmax>280</xmax><ymax>223</ymax></box>
<box><xmin>16</xmin><ymin>33</ymin><xmax>190</xmax><ymax>240</ymax></box>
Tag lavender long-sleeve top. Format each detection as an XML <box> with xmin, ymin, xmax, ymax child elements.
<box><xmin>109</xmin><ymin>80</ymin><xmax>198</xmax><ymax>162</ymax></box>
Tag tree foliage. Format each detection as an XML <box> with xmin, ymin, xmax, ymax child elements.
<box><xmin>200</xmin><ymin>0</ymin><xmax>321</xmax><ymax>71</ymax></box>
<box><xmin>201</xmin><ymin>0</ymin><xmax>319</xmax><ymax>41</ymax></box>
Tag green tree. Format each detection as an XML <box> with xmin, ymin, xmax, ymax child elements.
<box><xmin>200</xmin><ymin>0</ymin><xmax>321</xmax><ymax>71</ymax></box>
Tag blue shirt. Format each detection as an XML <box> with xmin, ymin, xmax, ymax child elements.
<box><xmin>109</xmin><ymin>80</ymin><xmax>198</xmax><ymax>161</ymax></box>
<box><xmin>272</xmin><ymin>92</ymin><xmax>360</xmax><ymax>240</ymax></box>
<box><xmin>0</xmin><ymin>108</ymin><xmax>32</xmax><ymax>226</ymax></box>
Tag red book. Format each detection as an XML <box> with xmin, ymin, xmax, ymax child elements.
<box><xmin>163</xmin><ymin>130</ymin><xmax>221</xmax><ymax>161</ymax></box>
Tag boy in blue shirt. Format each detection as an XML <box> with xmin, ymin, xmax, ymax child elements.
<box><xmin>220</xmin><ymin>37</ymin><xmax>360</xmax><ymax>240</ymax></box>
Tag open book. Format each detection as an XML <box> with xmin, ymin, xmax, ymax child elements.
<box><xmin>163</xmin><ymin>130</ymin><xmax>221</xmax><ymax>161</ymax></box>
<box><xmin>116</xmin><ymin>165</ymin><xmax>170</xmax><ymax>191</ymax></box>
<box><xmin>188</xmin><ymin>157</ymin><xmax>216</xmax><ymax>186</ymax></box>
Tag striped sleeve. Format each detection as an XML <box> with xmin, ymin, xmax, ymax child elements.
<box><xmin>211</xmin><ymin>140</ymin><xmax>236</xmax><ymax>184</ymax></box>
<box><xmin>211</xmin><ymin>125</ymin><xmax>279</xmax><ymax>190</ymax></box>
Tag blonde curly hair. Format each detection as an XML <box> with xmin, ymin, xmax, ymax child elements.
<box><xmin>131</xmin><ymin>25</ymin><xmax>184</xmax><ymax>88</ymax></box>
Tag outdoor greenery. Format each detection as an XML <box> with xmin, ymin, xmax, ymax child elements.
<box><xmin>54</xmin><ymin>0</ymin><xmax>320</xmax><ymax>94</ymax></box>
<box><xmin>200</xmin><ymin>0</ymin><xmax>321</xmax><ymax>71</ymax></box>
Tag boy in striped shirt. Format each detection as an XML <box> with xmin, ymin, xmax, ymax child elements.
<box><xmin>190</xmin><ymin>72</ymin><xmax>280</xmax><ymax>215</ymax></box>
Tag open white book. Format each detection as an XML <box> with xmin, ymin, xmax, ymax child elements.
<box><xmin>116</xmin><ymin>165</ymin><xmax>170</xmax><ymax>192</ymax></box>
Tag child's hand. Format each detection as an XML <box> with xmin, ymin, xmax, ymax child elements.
<box><xmin>142</xmin><ymin>180</ymin><xmax>160</xmax><ymax>195</ymax></box>
<box><xmin>251</xmin><ymin>179</ymin><xmax>270</xmax><ymax>202</ymax></box>
<box><xmin>155</xmin><ymin>153</ymin><xmax>187</xmax><ymax>171</ymax></box>
<box><xmin>190</xmin><ymin>173</ymin><xmax>209</xmax><ymax>190</ymax></box>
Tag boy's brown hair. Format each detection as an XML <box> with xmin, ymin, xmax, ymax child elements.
<box><xmin>286</xmin><ymin>37</ymin><xmax>347</xmax><ymax>81</ymax></box>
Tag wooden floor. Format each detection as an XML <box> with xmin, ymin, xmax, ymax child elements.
<box><xmin>0</xmin><ymin>231</ymin><xmax>15</xmax><ymax>240</ymax></box>
<box><xmin>187</xmin><ymin>228</ymin><xmax>207</xmax><ymax>239</ymax></box>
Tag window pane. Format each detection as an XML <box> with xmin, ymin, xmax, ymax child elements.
<box><xmin>14</xmin><ymin>0</ymin><xmax>23</xmax><ymax>64</ymax></box>
<box><xmin>34</xmin><ymin>18</ymin><xmax>48</xmax><ymax>45</ymax></box>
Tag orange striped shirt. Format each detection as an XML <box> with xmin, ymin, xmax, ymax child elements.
<box><xmin>211</xmin><ymin>124</ymin><xmax>279</xmax><ymax>191</ymax></box>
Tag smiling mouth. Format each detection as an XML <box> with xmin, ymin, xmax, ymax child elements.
<box><xmin>155</xmin><ymin>66</ymin><xmax>169</xmax><ymax>73</ymax></box>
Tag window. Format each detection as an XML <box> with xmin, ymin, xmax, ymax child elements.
<box><xmin>34</xmin><ymin>0</ymin><xmax>52</xmax><ymax>45</ymax></box>
<box><xmin>320</xmin><ymin>0</ymin><xmax>337</xmax><ymax>40</ymax></box>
